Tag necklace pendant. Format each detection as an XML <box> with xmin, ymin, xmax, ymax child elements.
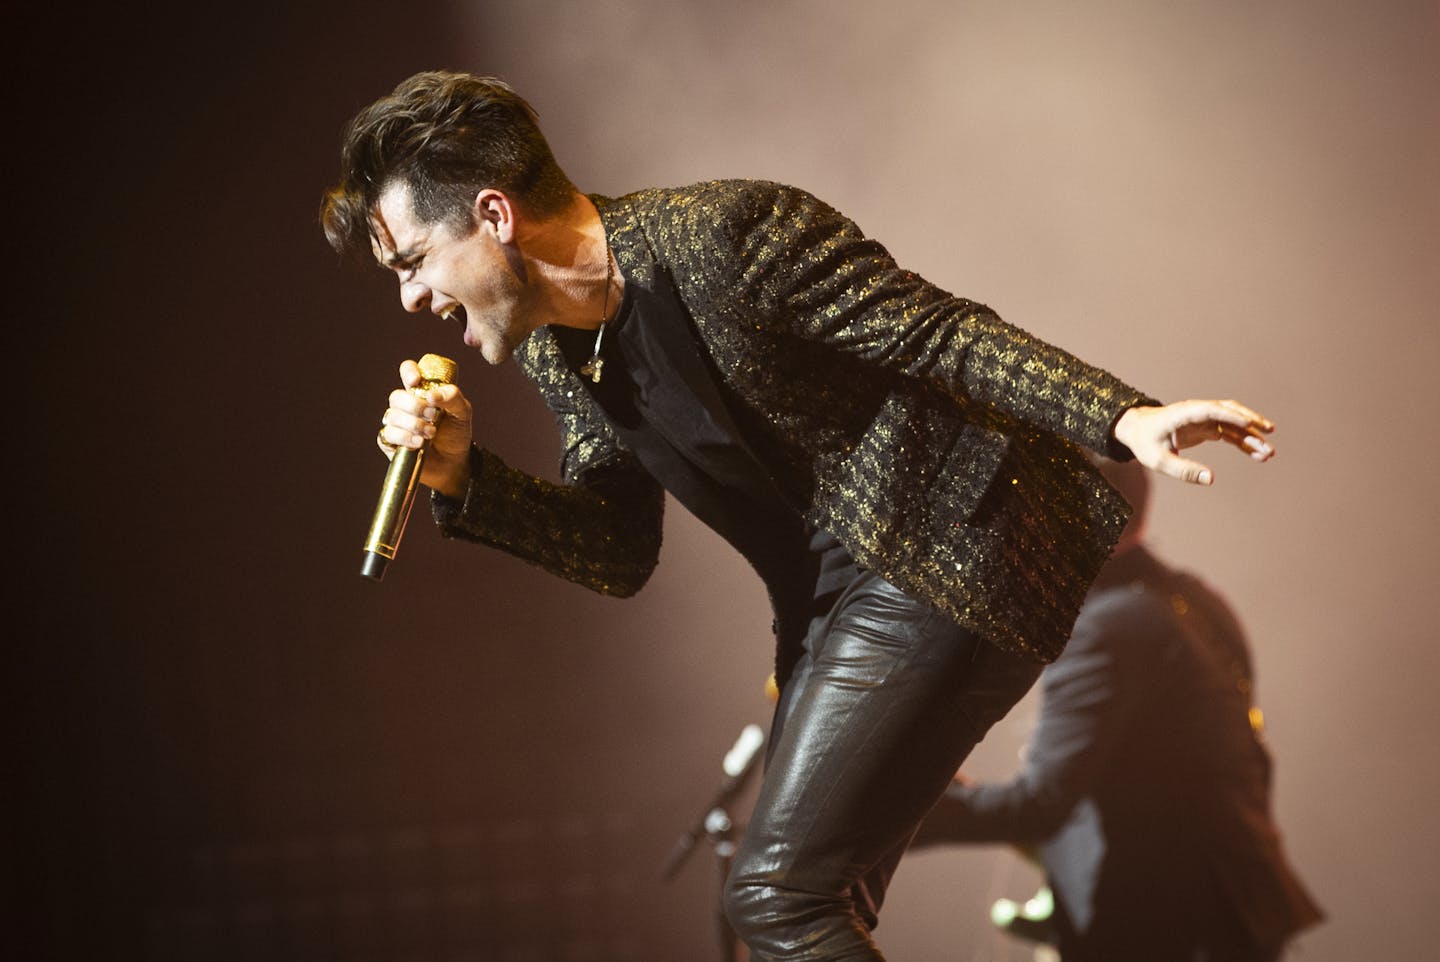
<box><xmin>580</xmin><ymin>248</ymin><xmax>615</xmax><ymax>386</ymax></box>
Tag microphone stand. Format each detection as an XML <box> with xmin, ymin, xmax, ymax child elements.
<box><xmin>706</xmin><ymin>805</ymin><xmax>744</xmax><ymax>962</ymax></box>
<box><xmin>660</xmin><ymin>724</ymin><xmax>765</xmax><ymax>962</ymax></box>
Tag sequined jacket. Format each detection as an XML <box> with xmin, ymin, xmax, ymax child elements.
<box><xmin>433</xmin><ymin>181</ymin><xmax>1157</xmax><ymax>666</ymax></box>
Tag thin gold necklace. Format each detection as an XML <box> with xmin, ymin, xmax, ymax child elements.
<box><xmin>578</xmin><ymin>245</ymin><xmax>615</xmax><ymax>384</ymax></box>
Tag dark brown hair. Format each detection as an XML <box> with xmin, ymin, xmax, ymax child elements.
<box><xmin>320</xmin><ymin>71</ymin><xmax>575</xmax><ymax>259</ymax></box>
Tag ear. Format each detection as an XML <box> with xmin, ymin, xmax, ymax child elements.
<box><xmin>474</xmin><ymin>188</ymin><xmax>517</xmax><ymax>244</ymax></box>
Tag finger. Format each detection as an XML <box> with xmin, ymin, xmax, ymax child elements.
<box><xmin>375</xmin><ymin>425</ymin><xmax>398</xmax><ymax>460</ymax></box>
<box><xmin>1170</xmin><ymin>402</ymin><xmax>1275</xmax><ymax>455</ymax></box>
<box><xmin>378</xmin><ymin>414</ymin><xmax>426</xmax><ymax>453</ymax></box>
<box><xmin>380</xmin><ymin>404</ymin><xmax>437</xmax><ymax>449</ymax></box>
<box><xmin>398</xmin><ymin>359</ymin><xmax>422</xmax><ymax>389</ymax></box>
<box><xmin>1244</xmin><ymin>434</ymin><xmax>1275</xmax><ymax>460</ymax></box>
<box><xmin>1216</xmin><ymin>423</ymin><xmax>1277</xmax><ymax>461</ymax></box>
<box><xmin>1215</xmin><ymin>397</ymin><xmax>1272</xmax><ymax>429</ymax></box>
<box><xmin>1167</xmin><ymin>399</ymin><xmax>1272</xmax><ymax>435</ymax></box>
<box><xmin>1235</xmin><ymin>429</ymin><xmax>1276</xmax><ymax>460</ymax></box>
<box><xmin>388</xmin><ymin>387</ymin><xmax>432</xmax><ymax>417</ymax></box>
<box><xmin>1215</xmin><ymin>398</ymin><xmax>1275</xmax><ymax>433</ymax></box>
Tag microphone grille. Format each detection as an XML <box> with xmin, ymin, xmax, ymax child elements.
<box><xmin>418</xmin><ymin>353</ymin><xmax>459</xmax><ymax>385</ymax></box>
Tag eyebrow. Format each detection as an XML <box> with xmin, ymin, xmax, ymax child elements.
<box><xmin>368</xmin><ymin>219</ymin><xmax>420</xmax><ymax>272</ymax></box>
<box><xmin>378</xmin><ymin>248</ymin><xmax>418</xmax><ymax>271</ymax></box>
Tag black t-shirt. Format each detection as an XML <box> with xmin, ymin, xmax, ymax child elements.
<box><xmin>552</xmin><ymin>279</ymin><xmax>858</xmax><ymax>611</ymax></box>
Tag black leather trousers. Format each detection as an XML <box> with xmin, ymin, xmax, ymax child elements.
<box><xmin>723</xmin><ymin>570</ymin><xmax>1044</xmax><ymax>961</ymax></box>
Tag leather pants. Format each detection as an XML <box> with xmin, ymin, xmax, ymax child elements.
<box><xmin>723</xmin><ymin>570</ymin><xmax>1045</xmax><ymax>961</ymax></box>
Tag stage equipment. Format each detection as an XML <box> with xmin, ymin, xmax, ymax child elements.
<box><xmin>661</xmin><ymin>723</ymin><xmax>765</xmax><ymax>962</ymax></box>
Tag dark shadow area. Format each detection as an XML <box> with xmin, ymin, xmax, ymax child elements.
<box><xmin>9</xmin><ymin>5</ymin><xmax>770</xmax><ymax>960</ymax></box>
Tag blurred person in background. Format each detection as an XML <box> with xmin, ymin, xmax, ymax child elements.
<box><xmin>911</xmin><ymin>457</ymin><xmax>1321</xmax><ymax>962</ymax></box>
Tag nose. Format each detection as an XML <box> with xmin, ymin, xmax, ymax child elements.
<box><xmin>399</xmin><ymin>278</ymin><xmax>429</xmax><ymax>314</ymax></box>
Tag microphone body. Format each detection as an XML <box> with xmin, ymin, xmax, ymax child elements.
<box><xmin>361</xmin><ymin>354</ymin><xmax>458</xmax><ymax>581</ymax></box>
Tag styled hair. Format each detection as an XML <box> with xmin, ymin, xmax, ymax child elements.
<box><xmin>320</xmin><ymin>71</ymin><xmax>575</xmax><ymax>259</ymax></box>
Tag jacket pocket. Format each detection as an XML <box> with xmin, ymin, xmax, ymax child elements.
<box><xmin>934</xmin><ymin>421</ymin><xmax>1012</xmax><ymax>522</ymax></box>
<box><xmin>811</xmin><ymin>392</ymin><xmax>1011</xmax><ymax>550</ymax></box>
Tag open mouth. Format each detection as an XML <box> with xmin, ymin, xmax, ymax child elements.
<box><xmin>440</xmin><ymin>306</ymin><xmax>467</xmax><ymax>329</ymax></box>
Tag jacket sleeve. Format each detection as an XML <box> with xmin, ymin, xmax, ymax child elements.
<box><xmin>668</xmin><ymin>182</ymin><xmax>1157</xmax><ymax>455</ymax></box>
<box><xmin>429</xmin><ymin>331</ymin><xmax>664</xmax><ymax>597</ymax></box>
<box><xmin>911</xmin><ymin>590</ymin><xmax>1162</xmax><ymax>845</ymax></box>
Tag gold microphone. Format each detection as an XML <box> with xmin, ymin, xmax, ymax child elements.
<box><xmin>361</xmin><ymin>353</ymin><xmax>458</xmax><ymax>581</ymax></box>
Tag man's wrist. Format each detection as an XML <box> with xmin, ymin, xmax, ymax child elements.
<box><xmin>1107</xmin><ymin>406</ymin><xmax>1146</xmax><ymax>462</ymax></box>
<box><xmin>427</xmin><ymin>454</ymin><xmax>472</xmax><ymax>500</ymax></box>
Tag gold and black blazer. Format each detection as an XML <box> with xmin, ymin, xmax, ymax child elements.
<box><xmin>434</xmin><ymin>181</ymin><xmax>1157</xmax><ymax>666</ymax></box>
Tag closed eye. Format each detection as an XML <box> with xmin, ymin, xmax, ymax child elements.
<box><xmin>397</xmin><ymin>256</ymin><xmax>423</xmax><ymax>281</ymax></box>
<box><xmin>382</xmin><ymin>249</ymin><xmax>423</xmax><ymax>280</ymax></box>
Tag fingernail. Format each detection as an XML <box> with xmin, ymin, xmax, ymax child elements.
<box><xmin>1198</xmin><ymin>470</ymin><xmax>1213</xmax><ymax>485</ymax></box>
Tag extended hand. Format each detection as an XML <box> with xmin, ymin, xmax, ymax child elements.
<box><xmin>1113</xmin><ymin>400</ymin><xmax>1275</xmax><ymax>485</ymax></box>
<box><xmin>377</xmin><ymin>359</ymin><xmax>475</xmax><ymax>498</ymax></box>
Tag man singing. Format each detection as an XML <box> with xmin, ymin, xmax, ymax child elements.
<box><xmin>321</xmin><ymin>71</ymin><xmax>1276</xmax><ymax>961</ymax></box>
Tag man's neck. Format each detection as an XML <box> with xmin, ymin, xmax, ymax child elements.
<box><xmin>518</xmin><ymin>192</ymin><xmax>619</xmax><ymax>332</ymax></box>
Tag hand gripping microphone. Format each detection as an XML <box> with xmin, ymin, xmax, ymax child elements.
<box><xmin>360</xmin><ymin>353</ymin><xmax>458</xmax><ymax>581</ymax></box>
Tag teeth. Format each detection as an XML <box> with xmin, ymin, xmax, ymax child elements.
<box><xmin>440</xmin><ymin>308</ymin><xmax>456</xmax><ymax>323</ymax></box>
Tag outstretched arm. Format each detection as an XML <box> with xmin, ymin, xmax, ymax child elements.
<box><xmin>701</xmin><ymin>185</ymin><xmax>1276</xmax><ymax>477</ymax></box>
<box><xmin>1113</xmin><ymin>399</ymin><xmax>1275</xmax><ymax>485</ymax></box>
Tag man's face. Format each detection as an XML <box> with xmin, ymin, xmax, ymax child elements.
<box><xmin>370</xmin><ymin>182</ymin><xmax>534</xmax><ymax>365</ymax></box>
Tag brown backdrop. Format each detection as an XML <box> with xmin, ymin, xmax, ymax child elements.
<box><xmin>12</xmin><ymin>1</ymin><xmax>1438</xmax><ymax>959</ymax></box>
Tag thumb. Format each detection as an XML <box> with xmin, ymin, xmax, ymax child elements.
<box><xmin>1153</xmin><ymin>450</ymin><xmax>1214</xmax><ymax>485</ymax></box>
<box><xmin>427</xmin><ymin>383</ymin><xmax>470</xmax><ymax>419</ymax></box>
